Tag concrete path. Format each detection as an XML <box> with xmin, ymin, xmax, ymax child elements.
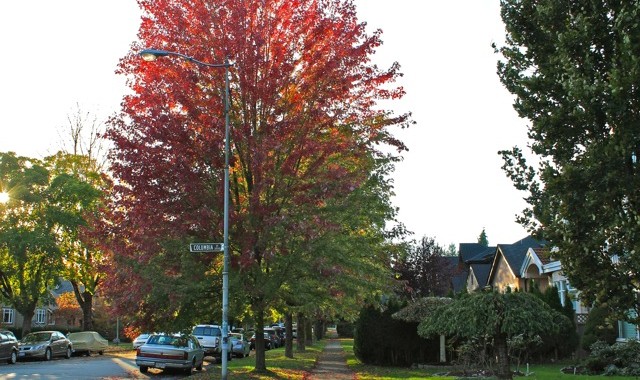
<box><xmin>306</xmin><ymin>338</ymin><xmax>356</xmax><ymax>380</ymax></box>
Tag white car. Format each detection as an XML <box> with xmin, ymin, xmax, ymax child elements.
<box><xmin>192</xmin><ymin>324</ymin><xmax>231</xmax><ymax>361</ymax></box>
<box><xmin>135</xmin><ymin>333</ymin><xmax>204</xmax><ymax>374</ymax></box>
<box><xmin>132</xmin><ymin>333</ymin><xmax>151</xmax><ymax>349</ymax></box>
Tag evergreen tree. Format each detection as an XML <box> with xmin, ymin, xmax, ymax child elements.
<box><xmin>477</xmin><ymin>228</ymin><xmax>489</xmax><ymax>247</ymax></box>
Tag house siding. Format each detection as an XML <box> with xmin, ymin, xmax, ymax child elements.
<box><xmin>491</xmin><ymin>253</ymin><xmax>521</xmax><ymax>292</ymax></box>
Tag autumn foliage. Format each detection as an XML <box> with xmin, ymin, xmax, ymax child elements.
<box><xmin>103</xmin><ymin>0</ymin><xmax>411</xmax><ymax>368</ymax></box>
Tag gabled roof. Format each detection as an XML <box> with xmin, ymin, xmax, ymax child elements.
<box><xmin>469</xmin><ymin>263</ymin><xmax>492</xmax><ymax>288</ymax></box>
<box><xmin>496</xmin><ymin>236</ymin><xmax>545</xmax><ymax>276</ymax></box>
<box><xmin>466</xmin><ymin>246</ymin><xmax>496</xmax><ymax>264</ymax></box>
<box><xmin>459</xmin><ymin>243</ymin><xmax>489</xmax><ymax>262</ymax></box>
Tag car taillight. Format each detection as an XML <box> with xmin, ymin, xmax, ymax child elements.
<box><xmin>136</xmin><ymin>348</ymin><xmax>141</xmax><ymax>356</ymax></box>
<box><xmin>184</xmin><ymin>351</ymin><xmax>189</xmax><ymax>360</ymax></box>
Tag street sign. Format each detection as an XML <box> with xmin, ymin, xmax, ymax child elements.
<box><xmin>189</xmin><ymin>243</ymin><xmax>224</xmax><ymax>253</ymax></box>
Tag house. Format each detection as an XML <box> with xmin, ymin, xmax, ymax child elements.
<box><xmin>1</xmin><ymin>279</ymin><xmax>79</xmax><ymax>331</ymax></box>
<box><xmin>488</xmin><ymin>236</ymin><xmax>545</xmax><ymax>293</ymax></box>
<box><xmin>457</xmin><ymin>236</ymin><xmax>591</xmax><ymax>327</ymax></box>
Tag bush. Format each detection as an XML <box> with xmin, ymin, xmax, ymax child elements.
<box><xmin>354</xmin><ymin>300</ymin><xmax>439</xmax><ymax>366</ymax></box>
<box><xmin>531</xmin><ymin>286</ymin><xmax>579</xmax><ymax>360</ymax></box>
<box><xmin>336</xmin><ymin>320</ymin><xmax>354</xmax><ymax>338</ymax></box>
<box><xmin>581</xmin><ymin>304</ymin><xmax>617</xmax><ymax>351</ymax></box>
<box><xmin>584</xmin><ymin>340</ymin><xmax>640</xmax><ymax>375</ymax></box>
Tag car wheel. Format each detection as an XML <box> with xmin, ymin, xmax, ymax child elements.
<box><xmin>196</xmin><ymin>359</ymin><xmax>203</xmax><ymax>371</ymax></box>
<box><xmin>140</xmin><ymin>366</ymin><xmax>148</xmax><ymax>373</ymax></box>
<box><xmin>183</xmin><ymin>359</ymin><xmax>194</xmax><ymax>374</ymax></box>
<box><xmin>65</xmin><ymin>347</ymin><xmax>72</xmax><ymax>359</ymax></box>
<box><xmin>44</xmin><ymin>348</ymin><xmax>52</xmax><ymax>361</ymax></box>
<box><xmin>8</xmin><ymin>351</ymin><xmax>17</xmax><ymax>364</ymax></box>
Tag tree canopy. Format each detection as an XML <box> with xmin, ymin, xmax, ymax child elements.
<box><xmin>395</xmin><ymin>236</ymin><xmax>456</xmax><ymax>299</ymax></box>
<box><xmin>496</xmin><ymin>0</ymin><xmax>640</xmax><ymax>321</ymax></box>
<box><xmin>104</xmin><ymin>0</ymin><xmax>411</xmax><ymax>371</ymax></box>
<box><xmin>418</xmin><ymin>291</ymin><xmax>570</xmax><ymax>380</ymax></box>
<box><xmin>0</xmin><ymin>151</ymin><xmax>104</xmax><ymax>333</ymax></box>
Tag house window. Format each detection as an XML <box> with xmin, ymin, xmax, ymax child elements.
<box><xmin>2</xmin><ymin>308</ymin><xmax>13</xmax><ymax>324</ymax></box>
<box><xmin>35</xmin><ymin>308</ymin><xmax>47</xmax><ymax>325</ymax></box>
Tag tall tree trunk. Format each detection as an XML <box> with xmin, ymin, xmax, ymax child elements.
<box><xmin>21</xmin><ymin>309</ymin><xmax>35</xmax><ymax>336</ymax></box>
<box><xmin>495</xmin><ymin>334</ymin><xmax>512</xmax><ymax>380</ymax></box>
<box><xmin>284</xmin><ymin>313</ymin><xmax>293</xmax><ymax>358</ymax></box>
<box><xmin>314</xmin><ymin>319</ymin><xmax>323</xmax><ymax>340</ymax></box>
<box><xmin>305</xmin><ymin>318</ymin><xmax>313</xmax><ymax>346</ymax></box>
<box><xmin>71</xmin><ymin>280</ymin><xmax>94</xmax><ymax>331</ymax></box>
<box><xmin>254</xmin><ymin>307</ymin><xmax>267</xmax><ymax>371</ymax></box>
<box><xmin>296</xmin><ymin>312</ymin><xmax>306</xmax><ymax>352</ymax></box>
<box><xmin>80</xmin><ymin>291</ymin><xmax>93</xmax><ymax>331</ymax></box>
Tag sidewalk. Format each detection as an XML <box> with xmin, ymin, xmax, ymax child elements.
<box><xmin>306</xmin><ymin>336</ymin><xmax>356</xmax><ymax>380</ymax></box>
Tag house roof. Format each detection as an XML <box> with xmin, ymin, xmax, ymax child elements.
<box><xmin>458</xmin><ymin>243</ymin><xmax>489</xmax><ymax>262</ymax></box>
<box><xmin>466</xmin><ymin>246</ymin><xmax>496</xmax><ymax>264</ymax></box>
<box><xmin>451</xmin><ymin>269</ymin><xmax>469</xmax><ymax>293</ymax></box>
<box><xmin>52</xmin><ymin>279</ymin><xmax>74</xmax><ymax>296</ymax></box>
<box><xmin>492</xmin><ymin>236</ymin><xmax>545</xmax><ymax>279</ymax></box>
<box><xmin>469</xmin><ymin>263</ymin><xmax>492</xmax><ymax>287</ymax></box>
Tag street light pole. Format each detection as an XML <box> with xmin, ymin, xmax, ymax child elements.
<box><xmin>139</xmin><ymin>48</ymin><xmax>233</xmax><ymax>380</ymax></box>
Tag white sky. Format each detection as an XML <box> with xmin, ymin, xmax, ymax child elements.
<box><xmin>0</xmin><ymin>1</ymin><xmax>530</xmax><ymax>248</ymax></box>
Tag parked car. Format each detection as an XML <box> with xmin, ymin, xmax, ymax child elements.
<box><xmin>229</xmin><ymin>333</ymin><xmax>250</xmax><ymax>358</ymax></box>
<box><xmin>0</xmin><ymin>330</ymin><xmax>18</xmax><ymax>364</ymax></box>
<box><xmin>136</xmin><ymin>333</ymin><xmax>204</xmax><ymax>374</ymax></box>
<box><xmin>264</xmin><ymin>328</ymin><xmax>282</xmax><ymax>347</ymax></box>
<box><xmin>67</xmin><ymin>331</ymin><xmax>108</xmax><ymax>356</ymax></box>
<box><xmin>249</xmin><ymin>332</ymin><xmax>273</xmax><ymax>350</ymax></box>
<box><xmin>192</xmin><ymin>324</ymin><xmax>231</xmax><ymax>360</ymax></box>
<box><xmin>132</xmin><ymin>333</ymin><xmax>151</xmax><ymax>349</ymax></box>
<box><xmin>18</xmin><ymin>331</ymin><xmax>72</xmax><ymax>361</ymax></box>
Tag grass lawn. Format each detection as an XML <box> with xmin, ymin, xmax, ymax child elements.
<box><xmin>190</xmin><ymin>341</ymin><xmax>326</xmax><ymax>379</ymax></box>
<box><xmin>340</xmin><ymin>338</ymin><xmax>640</xmax><ymax>380</ymax></box>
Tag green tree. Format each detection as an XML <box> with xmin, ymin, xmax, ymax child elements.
<box><xmin>0</xmin><ymin>153</ymin><xmax>61</xmax><ymax>334</ymax></box>
<box><xmin>418</xmin><ymin>290</ymin><xmax>570</xmax><ymax>380</ymax></box>
<box><xmin>0</xmin><ymin>152</ymin><xmax>101</xmax><ymax>334</ymax></box>
<box><xmin>47</xmin><ymin>153</ymin><xmax>110</xmax><ymax>331</ymax></box>
<box><xmin>496</xmin><ymin>0</ymin><xmax>640</xmax><ymax>321</ymax></box>
<box><xmin>477</xmin><ymin>228</ymin><xmax>489</xmax><ymax>247</ymax></box>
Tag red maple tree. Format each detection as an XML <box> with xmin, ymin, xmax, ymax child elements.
<box><xmin>103</xmin><ymin>0</ymin><xmax>411</xmax><ymax>370</ymax></box>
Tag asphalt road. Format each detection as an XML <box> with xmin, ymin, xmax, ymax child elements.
<box><xmin>0</xmin><ymin>351</ymin><xmax>219</xmax><ymax>379</ymax></box>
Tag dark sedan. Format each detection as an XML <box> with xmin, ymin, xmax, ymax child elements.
<box><xmin>0</xmin><ymin>330</ymin><xmax>18</xmax><ymax>364</ymax></box>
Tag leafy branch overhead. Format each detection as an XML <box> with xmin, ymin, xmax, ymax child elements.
<box><xmin>496</xmin><ymin>0</ymin><xmax>640</xmax><ymax>320</ymax></box>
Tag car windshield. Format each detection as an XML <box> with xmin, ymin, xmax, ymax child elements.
<box><xmin>146</xmin><ymin>335</ymin><xmax>189</xmax><ymax>347</ymax></box>
<box><xmin>192</xmin><ymin>326</ymin><xmax>221</xmax><ymax>336</ymax></box>
<box><xmin>23</xmin><ymin>332</ymin><xmax>51</xmax><ymax>342</ymax></box>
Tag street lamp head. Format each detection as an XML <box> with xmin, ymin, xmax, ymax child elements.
<box><xmin>139</xmin><ymin>48</ymin><xmax>170</xmax><ymax>62</ymax></box>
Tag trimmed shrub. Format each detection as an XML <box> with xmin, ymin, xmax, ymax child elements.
<box><xmin>354</xmin><ymin>300</ymin><xmax>439</xmax><ymax>366</ymax></box>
